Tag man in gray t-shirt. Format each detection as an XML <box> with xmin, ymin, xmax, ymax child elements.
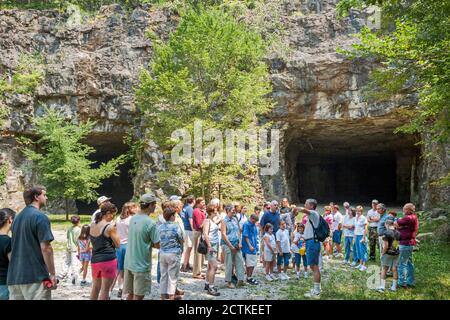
<box><xmin>299</xmin><ymin>198</ymin><xmax>321</xmax><ymax>299</ymax></box>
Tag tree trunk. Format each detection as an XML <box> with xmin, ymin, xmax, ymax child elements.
<box><xmin>199</xmin><ymin>164</ymin><xmax>205</xmax><ymax>199</ymax></box>
<box><xmin>65</xmin><ymin>198</ymin><xmax>70</xmax><ymax>221</ymax></box>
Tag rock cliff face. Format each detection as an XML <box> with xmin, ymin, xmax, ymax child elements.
<box><xmin>0</xmin><ymin>1</ymin><xmax>447</xmax><ymax>212</ymax></box>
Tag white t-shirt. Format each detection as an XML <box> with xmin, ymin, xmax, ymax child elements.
<box><xmin>343</xmin><ymin>215</ymin><xmax>355</xmax><ymax>237</ymax></box>
<box><xmin>291</xmin><ymin>231</ymin><xmax>304</xmax><ymax>252</ymax></box>
<box><xmin>332</xmin><ymin>211</ymin><xmax>343</xmax><ymax>232</ymax></box>
<box><xmin>91</xmin><ymin>209</ymin><xmax>100</xmax><ymax>223</ymax></box>
<box><xmin>354</xmin><ymin>215</ymin><xmax>368</xmax><ymax>236</ymax></box>
<box><xmin>236</xmin><ymin>213</ymin><xmax>247</xmax><ymax>231</ymax></box>
<box><xmin>304</xmin><ymin>210</ymin><xmax>320</xmax><ymax>240</ymax></box>
<box><xmin>116</xmin><ymin>215</ymin><xmax>131</xmax><ymax>245</ymax></box>
<box><xmin>367</xmin><ymin>209</ymin><xmax>380</xmax><ymax>227</ymax></box>
<box><xmin>263</xmin><ymin>233</ymin><xmax>276</xmax><ymax>254</ymax></box>
<box><xmin>275</xmin><ymin>228</ymin><xmax>291</xmax><ymax>253</ymax></box>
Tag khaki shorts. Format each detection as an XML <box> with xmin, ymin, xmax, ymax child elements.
<box><xmin>245</xmin><ymin>254</ymin><xmax>257</xmax><ymax>267</ymax></box>
<box><xmin>184</xmin><ymin>230</ymin><xmax>194</xmax><ymax>248</ymax></box>
<box><xmin>8</xmin><ymin>282</ymin><xmax>51</xmax><ymax>300</ymax></box>
<box><xmin>123</xmin><ymin>269</ymin><xmax>151</xmax><ymax>297</ymax></box>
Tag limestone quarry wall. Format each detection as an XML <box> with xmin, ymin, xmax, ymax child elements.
<box><xmin>0</xmin><ymin>1</ymin><xmax>448</xmax><ymax>212</ymax></box>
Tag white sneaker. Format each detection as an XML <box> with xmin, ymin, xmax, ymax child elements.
<box><xmin>265</xmin><ymin>274</ymin><xmax>273</xmax><ymax>282</ymax></box>
<box><xmin>389</xmin><ymin>286</ymin><xmax>397</xmax><ymax>292</ymax></box>
<box><xmin>296</xmin><ymin>272</ymin><xmax>301</xmax><ymax>279</ymax></box>
<box><xmin>304</xmin><ymin>289</ymin><xmax>320</xmax><ymax>299</ymax></box>
<box><xmin>273</xmin><ymin>266</ymin><xmax>278</xmax><ymax>273</ymax></box>
<box><xmin>282</xmin><ymin>273</ymin><xmax>290</xmax><ymax>280</ymax></box>
<box><xmin>304</xmin><ymin>272</ymin><xmax>308</xmax><ymax>279</ymax></box>
<box><xmin>342</xmin><ymin>260</ymin><xmax>348</xmax><ymax>265</ymax></box>
<box><xmin>270</xmin><ymin>274</ymin><xmax>278</xmax><ymax>280</ymax></box>
<box><xmin>376</xmin><ymin>287</ymin><xmax>385</xmax><ymax>293</ymax></box>
<box><xmin>354</xmin><ymin>264</ymin><xmax>361</xmax><ymax>269</ymax></box>
<box><xmin>359</xmin><ymin>265</ymin><xmax>367</xmax><ymax>272</ymax></box>
<box><xmin>350</xmin><ymin>262</ymin><xmax>357</xmax><ymax>267</ymax></box>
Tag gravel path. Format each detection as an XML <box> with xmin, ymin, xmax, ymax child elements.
<box><xmin>51</xmin><ymin>229</ymin><xmax>299</xmax><ymax>300</ymax></box>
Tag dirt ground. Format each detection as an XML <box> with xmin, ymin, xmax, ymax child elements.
<box><xmin>51</xmin><ymin>228</ymin><xmax>304</xmax><ymax>300</ymax></box>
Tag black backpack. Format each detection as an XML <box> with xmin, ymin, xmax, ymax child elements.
<box><xmin>310</xmin><ymin>214</ymin><xmax>330</xmax><ymax>242</ymax></box>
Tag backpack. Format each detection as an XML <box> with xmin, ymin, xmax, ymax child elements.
<box><xmin>310</xmin><ymin>214</ymin><xmax>330</xmax><ymax>242</ymax></box>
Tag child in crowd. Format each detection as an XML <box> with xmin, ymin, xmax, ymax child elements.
<box><xmin>377</xmin><ymin>219</ymin><xmax>401</xmax><ymax>292</ymax></box>
<box><xmin>263</xmin><ymin>223</ymin><xmax>277</xmax><ymax>281</ymax></box>
<box><xmin>276</xmin><ymin>220</ymin><xmax>291</xmax><ymax>280</ymax></box>
<box><xmin>77</xmin><ymin>224</ymin><xmax>92</xmax><ymax>286</ymax></box>
<box><xmin>60</xmin><ymin>215</ymin><xmax>81</xmax><ymax>284</ymax></box>
<box><xmin>0</xmin><ymin>208</ymin><xmax>16</xmax><ymax>300</ymax></box>
<box><xmin>292</xmin><ymin>223</ymin><xmax>308</xmax><ymax>279</ymax></box>
<box><xmin>323</xmin><ymin>206</ymin><xmax>334</xmax><ymax>260</ymax></box>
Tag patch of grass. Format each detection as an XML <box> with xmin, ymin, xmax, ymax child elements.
<box><xmin>287</xmin><ymin>240</ymin><xmax>450</xmax><ymax>300</ymax></box>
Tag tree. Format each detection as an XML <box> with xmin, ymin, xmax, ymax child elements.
<box><xmin>20</xmin><ymin>108</ymin><xmax>126</xmax><ymax>219</ymax></box>
<box><xmin>135</xmin><ymin>5</ymin><xmax>273</xmax><ymax>201</ymax></box>
<box><xmin>337</xmin><ymin>0</ymin><xmax>450</xmax><ymax>185</ymax></box>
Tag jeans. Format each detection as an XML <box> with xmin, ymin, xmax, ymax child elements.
<box><xmin>355</xmin><ymin>235</ymin><xmax>368</xmax><ymax>263</ymax></box>
<box><xmin>157</xmin><ymin>252</ymin><xmax>161</xmax><ymax>284</ymax></box>
<box><xmin>352</xmin><ymin>238</ymin><xmax>359</xmax><ymax>262</ymax></box>
<box><xmin>0</xmin><ymin>285</ymin><xmax>9</xmax><ymax>300</ymax></box>
<box><xmin>344</xmin><ymin>236</ymin><xmax>353</xmax><ymax>262</ymax></box>
<box><xmin>398</xmin><ymin>245</ymin><xmax>415</xmax><ymax>286</ymax></box>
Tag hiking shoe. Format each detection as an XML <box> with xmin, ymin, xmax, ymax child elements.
<box><xmin>226</xmin><ymin>282</ymin><xmax>236</xmax><ymax>289</ymax></box>
<box><xmin>207</xmin><ymin>286</ymin><xmax>220</xmax><ymax>296</ymax></box>
<box><xmin>304</xmin><ymin>289</ymin><xmax>320</xmax><ymax>299</ymax></box>
<box><xmin>236</xmin><ymin>280</ymin><xmax>245</xmax><ymax>288</ymax></box>
<box><xmin>265</xmin><ymin>274</ymin><xmax>273</xmax><ymax>282</ymax></box>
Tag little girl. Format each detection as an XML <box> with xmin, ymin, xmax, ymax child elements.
<box><xmin>323</xmin><ymin>206</ymin><xmax>334</xmax><ymax>260</ymax></box>
<box><xmin>292</xmin><ymin>223</ymin><xmax>308</xmax><ymax>279</ymax></box>
<box><xmin>77</xmin><ymin>224</ymin><xmax>92</xmax><ymax>286</ymax></box>
<box><xmin>263</xmin><ymin>223</ymin><xmax>277</xmax><ymax>281</ymax></box>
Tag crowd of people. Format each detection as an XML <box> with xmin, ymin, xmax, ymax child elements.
<box><xmin>0</xmin><ymin>185</ymin><xmax>419</xmax><ymax>300</ymax></box>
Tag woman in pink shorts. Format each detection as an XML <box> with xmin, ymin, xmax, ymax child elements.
<box><xmin>89</xmin><ymin>202</ymin><xmax>120</xmax><ymax>300</ymax></box>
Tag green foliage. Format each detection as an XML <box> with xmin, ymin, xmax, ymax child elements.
<box><xmin>0</xmin><ymin>161</ymin><xmax>7</xmax><ymax>185</ymax></box>
<box><xmin>336</xmin><ymin>0</ymin><xmax>450</xmax><ymax>148</ymax></box>
<box><xmin>0</xmin><ymin>53</ymin><xmax>44</xmax><ymax>130</ymax></box>
<box><xmin>136</xmin><ymin>6</ymin><xmax>273</xmax><ymax>200</ymax></box>
<box><xmin>123</xmin><ymin>131</ymin><xmax>145</xmax><ymax>175</ymax></box>
<box><xmin>19</xmin><ymin>107</ymin><xmax>126</xmax><ymax>214</ymax></box>
<box><xmin>0</xmin><ymin>0</ymin><xmax>162</xmax><ymax>11</ymax></box>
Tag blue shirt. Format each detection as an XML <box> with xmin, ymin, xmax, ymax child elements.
<box><xmin>260</xmin><ymin>210</ymin><xmax>281</xmax><ymax>234</ymax></box>
<box><xmin>180</xmin><ymin>205</ymin><xmax>193</xmax><ymax>231</ymax></box>
<box><xmin>221</xmin><ymin>216</ymin><xmax>240</xmax><ymax>247</ymax></box>
<box><xmin>158</xmin><ymin>221</ymin><xmax>183</xmax><ymax>254</ymax></box>
<box><xmin>242</xmin><ymin>221</ymin><xmax>258</xmax><ymax>254</ymax></box>
<box><xmin>377</xmin><ymin>213</ymin><xmax>395</xmax><ymax>236</ymax></box>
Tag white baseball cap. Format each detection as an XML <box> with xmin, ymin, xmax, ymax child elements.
<box><xmin>97</xmin><ymin>196</ymin><xmax>111</xmax><ymax>206</ymax></box>
<box><xmin>169</xmin><ymin>195</ymin><xmax>182</xmax><ymax>201</ymax></box>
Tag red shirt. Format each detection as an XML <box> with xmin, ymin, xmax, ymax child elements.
<box><xmin>396</xmin><ymin>213</ymin><xmax>419</xmax><ymax>246</ymax></box>
<box><xmin>192</xmin><ymin>208</ymin><xmax>206</xmax><ymax>231</ymax></box>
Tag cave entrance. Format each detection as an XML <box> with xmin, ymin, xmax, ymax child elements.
<box><xmin>75</xmin><ymin>133</ymin><xmax>134</xmax><ymax>214</ymax></box>
<box><xmin>285</xmin><ymin>120</ymin><xmax>420</xmax><ymax>206</ymax></box>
